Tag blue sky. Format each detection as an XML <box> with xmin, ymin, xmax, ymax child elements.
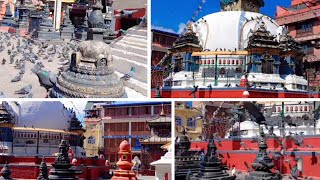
<box><xmin>151</xmin><ymin>0</ymin><xmax>292</xmax><ymax>33</ymax></box>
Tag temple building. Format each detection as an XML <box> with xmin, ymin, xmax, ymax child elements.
<box><xmin>152</xmin><ymin>0</ymin><xmax>313</xmax><ymax>98</ymax></box>
<box><xmin>140</xmin><ymin>105</ymin><xmax>171</xmax><ymax>173</ymax></box>
<box><xmin>102</xmin><ymin>102</ymin><xmax>171</xmax><ymax>166</ymax></box>
<box><xmin>0</xmin><ymin>101</ymin><xmax>86</xmax><ymax>157</ymax></box>
<box><xmin>83</xmin><ymin>101</ymin><xmax>172</xmax><ymax>174</ymax></box>
<box><xmin>151</xmin><ymin>29</ymin><xmax>178</xmax><ymax>88</ymax></box>
<box><xmin>275</xmin><ymin>0</ymin><xmax>320</xmax><ymax>90</ymax></box>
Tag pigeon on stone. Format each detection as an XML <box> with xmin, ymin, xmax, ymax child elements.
<box><xmin>121</xmin><ymin>67</ymin><xmax>136</xmax><ymax>81</ymax></box>
<box><xmin>31</xmin><ymin>64</ymin><xmax>57</xmax><ymax>91</ymax></box>
<box><xmin>0</xmin><ymin>92</ymin><xmax>4</xmax><ymax>98</ymax></box>
<box><xmin>11</xmin><ymin>73</ymin><xmax>23</xmax><ymax>82</ymax></box>
<box><xmin>15</xmin><ymin>84</ymin><xmax>32</xmax><ymax>94</ymax></box>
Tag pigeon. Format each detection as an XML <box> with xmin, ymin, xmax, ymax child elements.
<box><xmin>0</xmin><ymin>92</ymin><xmax>4</xmax><ymax>98</ymax></box>
<box><xmin>31</xmin><ymin>64</ymin><xmax>57</xmax><ymax>91</ymax></box>
<box><xmin>231</xmin><ymin>167</ymin><xmax>236</xmax><ymax>176</ymax></box>
<box><xmin>121</xmin><ymin>67</ymin><xmax>136</xmax><ymax>81</ymax></box>
<box><xmin>15</xmin><ymin>84</ymin><xmax>32</xmax><ymax>94</ymax></box>
<box><xmin>2</xmin><ymin>58</ymin><xmax>6</xmax><ymax>65</ymax></box>
<box><xmin>11</xmin><ymin>73</ymin><xmax>23</xmax><ymax>82</ymax></box>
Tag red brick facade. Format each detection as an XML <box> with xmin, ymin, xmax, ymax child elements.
<box><xmin>151</xmin><ymin>29</ymin><xmax>178</xmax><ymax>88</ymax></box>
<box><xmin>276</xmin><ymin>0</ymin><xmax>320</xmax><ymax>88</ymax></box>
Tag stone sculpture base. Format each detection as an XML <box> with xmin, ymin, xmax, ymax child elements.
<box><xmin>48</xmin><ymin>168</ymin><xmax>82</xmax><ymax>179</ymax></box>
<box><xmin>111</xmin><ymin>170</ymin><xmax>137</xmax><ymax>180</ymax></box>
<box><xmin>246</xmin><ymin>171</ymin><xmax>279</xmax><ymax>180</ymax></box>
<box><xmin>189</xmin><ymin>167</ymin><xmax>235</xmax><ymax>180</ymax></box>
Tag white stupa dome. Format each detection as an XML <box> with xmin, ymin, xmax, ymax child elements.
<box><xmin>194</xmin><ymin>11</ymin><xmax>285</xmax><ymax>51</ymax></box>
<box><xmin>7</xmin><ymin>101</ymin><xmax>72</xmax><ymax>130</ymax></box>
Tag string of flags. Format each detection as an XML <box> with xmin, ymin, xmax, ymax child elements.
<box><xmin>152</xmin><ymin>0</ymin><xmax>207</xmax><ymax>71</ymax></box>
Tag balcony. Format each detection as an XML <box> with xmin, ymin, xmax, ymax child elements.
<box><xmin>296</xmin><ymin>29</ymin><xmax>314</xmax><ymax>38</ymax></box>
<box><xmin>303</xmin><ymin>47</ymin><xmax>315</xmax><ymax>54</ymax></box>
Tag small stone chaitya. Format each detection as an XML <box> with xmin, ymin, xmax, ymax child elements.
<box><xmin>188</xmin><ymin>139</ymin><xmax>235</xmax><ymax>180</ymax></box>
<box><xmin>175</xmin><ymin>127</ymin><xmax>201</xmax><ymax>180</ymax></box>
<box><xmin>48</xmin><ymin>140</ymin><xmax>83</xmax><ymax>179</ymax></box>
<box><xmin>246</xmin><ymin>128</ymin><xmax>280</xmax><ymax>180</ymax></box>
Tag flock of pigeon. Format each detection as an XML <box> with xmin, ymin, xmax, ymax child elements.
<box><xmin>0</xmin><ymin>32</ymin><xmax>79</xmax><ymax>98</ymax></box>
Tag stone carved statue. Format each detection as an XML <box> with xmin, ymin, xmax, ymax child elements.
<box><xmin>52</xmin><ymin>140</ymin><xmax>71</xmax><ymax>169</ymax></box>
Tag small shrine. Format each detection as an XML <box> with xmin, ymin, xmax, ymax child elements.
<box><xmin>246</xmin><ymin>128</ymin><xmax>280</xmax><ymax>180</ymax></box>
<box><xmin>150</xmin><ymin>147</ymin><xmax>173</xmax><ymax>180</ymax></box>
<box><xmin>16</xmin><ymin>2</ymin><xmax>30</xmax><ymax>29</ymax></box>
<box><xmin>60</xmin><ymin>10</ymin><xmax>75</xmax><ymax>39</ymax></box>
<box><xmin>188</xmin><ymin>139</ymin><xmax>235</xmax><ymax>180</ymax></box>
<box><xmin>246</xmin><ymin>21</ymin><xmax>281</xmax><ymax>75</ymax></box>
<box><xmin>87</xmin><ymin>0</ymin><xmax>115</xmax><ymax>43</ymax></box>
<box><xmin>37</xmin><ymin>6</ymin><xmax>60</xmax><ymax>40</ymax></box>
<box><xmin>0</xmin><ymin>3</ymin><xmax>17</xmax><ymax>29</ymax></box>
<box><xmin>175</xmin><ymin>127</ymin><xmax>201</xmax><ymax>180</ymax></box>
<box><xmin>169</xmin><ymin>23</ymin><xmax>202</xmax><ymax>73</ymax></box>
<box><xmin>140</xmin><ymin>105</ymin><xmax>171</xmax><ymax>172</ymax></box>
<box><xmin>68</xmin><ymin>112</ymin><xmax>86</xmax><ymax>148</ymax></box>
<box><xmin>48</xmin><ymin>140</ymin><xmax>83</xmax><ymax>179</ymax></box>
<box><xmin>111</xmin><ymin>140</ymin><xmax>137</xmax><ymax>180</ymax></box>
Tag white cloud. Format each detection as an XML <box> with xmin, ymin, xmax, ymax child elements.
<box><xmin>177</xmin><ymin>23</ymin><xmax>187</xmax><ymax>34</ymax></box>
<box><xmin>152</xmin><ymin>25</ymin><xmax>176</xmax><ymax>33</ymax></box>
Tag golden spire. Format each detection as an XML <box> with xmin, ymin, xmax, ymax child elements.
<box><xmin>160</xmin><ymin>103</ymin><xmax>166</xmax><ymax>116</ymax></box>
<box><xmin>187</xmin><ymin>23</ymin><xmax>193</xmax><ymax>33</ymax></box>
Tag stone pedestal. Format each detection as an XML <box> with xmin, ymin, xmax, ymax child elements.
<box><xmin>111</xmin><ymin>140</ymin><xmax>137</xmax><ymax>180</ymax></box>
<box><xmin>50</xmin><ymin>40</ymin><xmax>126</xmax><ymax>98</ymax></box>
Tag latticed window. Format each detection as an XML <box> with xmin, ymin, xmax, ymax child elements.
<box><xmin>187</xmin><ymin>118</ymin><xmax>196</xmax><ymax>127</ymax></box>
<box><xmin>175</xmin><ymin>116</ymin><xmax>182</xmax><ymax>126</ymax></box>
<box><xmin>88</xmin><ymin>136</ymin><xmax>96</xmax><ymax>144</ymax></box>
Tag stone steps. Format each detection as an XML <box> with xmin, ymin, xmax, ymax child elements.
<box><xmin>111</xmin><ymin>46</ymin><xmax>147</xmax><ymax>63</ymax></box>
<box><xmin>126</xmin><ymin>27</ymin><xmax>147</xmax><ymax>37</ymax></box>
<box><xmin>118</xmin><ymin>38</ymin><xmax>147</xmax><ymax>49</ymax></box>
<box><xmin>115</xmin><ymin>71</ymin><xmax>148</xmax><ymax>97</ymax></box>
<box><xmin>111</xmin><ymin>26</ymin><xmax>148</xmax><ymax>95</ymax></box>
<box><xmin>113</xmin><ymin>55</ymin><xmax>147</xmax><ymax>84</ymax></box>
